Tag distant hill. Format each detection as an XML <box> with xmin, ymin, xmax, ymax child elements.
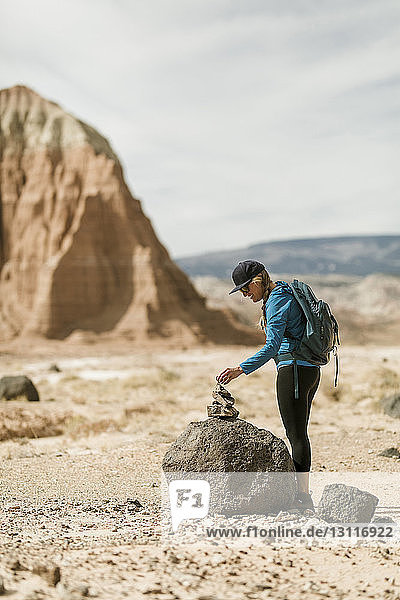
<box><xmin>176</xmin><ymin>235</ymin><xmax>400</xmax><ymax>278</ymax></box>
<box><xmin>193</xmin><ymin>273</ymin><xmax>400</xmax><ymax>346</ymax></box>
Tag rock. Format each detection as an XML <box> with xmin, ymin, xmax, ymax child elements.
<box><xmin>126</xmin><ymin>498</ymin><xmax>144</xmax><ymax>511</ymax></box>
<box><xmin>0</xmin><ymin>85</ymin><xmax>261</xmax><ymax>346</ymax></box>
<box><xmin>0</xmin><ymin>375</ymin><xmax>39</xmax><ymax>401</ymax></box>
<box><xmin>381</xmin><ymin>393</ymin><xmax>400</xmax><ymax>418</ymax></box>
<box><xmin>207</xmin><ymin>384</ymin><xmax>239</xmax><ymax>418</ymax></box>
<box><xmin>31</xmin><ymin>562</ymin><xmax>61</xmax><ymax>586</ymax></box>
<box><xmin>378</xmin><ymin>447</ymin><xmax>400</xmax><ymax>458</ymax></box>
<box><xmin>8</xmin><ymin>558</ymin><xmax>25</xmax><ymax>571</ymax></box>
<box><xmin>113</xmin><ymin>498</ymin><xmax>144</xmax><ymax>513</ymax></box>
<box><xmin>49</xmin><ymin>364</ymin><xmax>61</xmax><ymax>372</ymax></box>
<box><xmin>163</xmin><ymin>418</ymin><xmax>296</xmax><ymax>515</ymax></box>
<box><xmin>372</xmin><ymin>516</ymin><xmax>396</xmax><ymax>524</ymax></box>
<box><xmin>317</xmin><ymin>483</ymin><xmax>379</xmax><ymax>523</ymax></box>
<box><xmin>163</xmin><ymin>418</ymin><xmax>294</xmax><ymax>473</ymax></box>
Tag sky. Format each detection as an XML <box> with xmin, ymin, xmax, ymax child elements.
<box><xmin>1</xmin><ymin>0</ymin><xmax>399</xmax><ymax>258</ymax></box>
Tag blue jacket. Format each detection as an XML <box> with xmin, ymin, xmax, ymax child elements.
<box><xmin>240</xmin><ymin>281</ymin><xmax>314</xmax><ymax>375</ymax></box>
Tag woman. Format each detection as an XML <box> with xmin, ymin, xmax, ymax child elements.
<box><xmin>216</xmin><ymin>259</ymin><xmax>320</xmax><ymax>511</ymax></box>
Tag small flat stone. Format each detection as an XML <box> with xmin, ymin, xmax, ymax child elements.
<box><xmin>378</xmin><ymin>447</ymin><xmax>400</xmax><ymax>458</ymax></box>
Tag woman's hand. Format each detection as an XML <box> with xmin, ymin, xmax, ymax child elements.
<box><xmin>216</xmin><ymin>366</ymin><xmax>244</xmax><ymax>385</ymax></box>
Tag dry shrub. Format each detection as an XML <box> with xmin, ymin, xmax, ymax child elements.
<box><xmin>323</xmin><ymin>366</ymin><xmax>400</xmax><ymax>410</ymax></box>
<box><xmin>124</xmin><ymin>405</ymin><xmax>151</xmax><ymax>416</ymax></box>
<box><xmin>0</xmin><ymin>405</ymin><xmax>72</xmax><ymax>441</ymax></box>
<box><xmin>121</xmin><ymin>376</ymin><xmax>153</xmax><ymax>390</ymax></box>
<box><xmin>370</xmin><ymin>367</ymin><xmax>400</xmax><ymax>402</ymax></box>
<box><xmin>374</xmin><ymin>366</ymin><xmax>400</xmax><ymax>392</ymax></box>
<box><xmin>123</xmin><ymin>398</ymin><xmax>178</xmax><ymax>420</ymax></box>
<box><xmin>0</xmin><ymin>404</ymin><xmax>127</xmax><ymax>441</ymax></box>
<box><xmin>63</xmin><ymin>414</ymin><xmax>125</xmax><ymax>439</ymax></box>
<box><xmin>352</xmin><ymin>366</ymin><xmax>400</xmax><ymax>407</ymax></box>
<box><xmin>320</xmin><ymin>379</ymin><xmax>348</xmax><ymax>403</ymax></box>
<box><xmin>158</xmin><ymin>368</ymin><xmax>181</xmax><ymax>382</ymax></box>
<box><xmin>71</xmin><ymin>396</ymin><xmax>87</xmax><ymax>405</ymax></box>
<box><xmin>121</xmin><ymin>367</ymin><xmax>181</xmax><ymax>391</ymax></box>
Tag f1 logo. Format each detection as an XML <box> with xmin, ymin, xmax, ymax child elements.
<box><xmin>168</xmin><ymin>480</ymin><xmax>210</xmax><ymax>531</ymax></box>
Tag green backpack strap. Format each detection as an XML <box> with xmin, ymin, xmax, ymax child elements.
<box><xmin>333</xmin><ymin>346</ymin><xmax>339</xmax><ymax>388</ymax></box>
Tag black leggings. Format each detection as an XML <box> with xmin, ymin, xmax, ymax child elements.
<box><xmin>276</xmin><ymin>365</ymin><xmax>320</xmax><ymax>472</ymax></box>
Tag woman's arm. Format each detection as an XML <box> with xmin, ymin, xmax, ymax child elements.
<box><xmin>216</xmin><ymin>365</ymin><xmax>244</xmax><ymax>385</ymax></box>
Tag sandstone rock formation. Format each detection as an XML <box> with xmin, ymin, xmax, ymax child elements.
<box><xmin>162</xmin><ymin>418</ymin><xmax>297</xmax><ymax>514</ymax></box>
<box><xmin>0</xmin><ymin>85</ymin><xmax>261</xmax><ymax>344</ymax></box>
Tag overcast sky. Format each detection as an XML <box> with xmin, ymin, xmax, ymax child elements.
<box><xmin>1</xmin><ymin>0</ymin><xmax>399</xmax><ymax>257</ymax></box>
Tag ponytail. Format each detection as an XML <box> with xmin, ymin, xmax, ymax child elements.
<box><xmin>251</xmin><ymin>269</ymin><xmax>273</xmax><ymax>330</ymax></box>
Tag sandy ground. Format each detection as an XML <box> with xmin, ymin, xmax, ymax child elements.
<box><xmin>0</xmin><ymin>341</ymin><xmax>400</xmax><ymax>599</ymax></box>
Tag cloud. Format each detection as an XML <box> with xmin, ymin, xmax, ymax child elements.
<box><xmin>1</xmin><ymin>0</ymin><xmax>399</xmax><ymax>256</ymax></box>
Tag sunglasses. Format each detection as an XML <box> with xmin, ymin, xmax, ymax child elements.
<box><xmin>240</xmin><ymin>285</ymin><xmax>250</xmax><ymax>294</ymax></box>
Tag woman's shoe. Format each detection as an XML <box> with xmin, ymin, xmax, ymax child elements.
<box><xmin>292</xmin><ymin>491</ymin><xmax>315</xmax><ymax>513</ymax></box>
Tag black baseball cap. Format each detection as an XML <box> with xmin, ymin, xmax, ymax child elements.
<box><xmin>229</xmin><ymin>260</ymin><xmax>266</xmax><ymax>294</ymax></box>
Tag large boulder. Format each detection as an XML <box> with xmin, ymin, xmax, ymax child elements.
<box><xmin>0</xmin><ymin>376</ymin><xmax>39</xmax><ymax>402</ymax></box>
<box><xmin>317</xmin><ymin>483</ymin><xmax>379</xmax><ymax>523</ymax></box>
<box><xmin>163</xmin><ymin>418</ymin><xmax>297</xmax><ymax>515</ymax></box>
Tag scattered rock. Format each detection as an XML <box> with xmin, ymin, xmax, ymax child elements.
<box><xmin>0</xmin><ymin>375</ymin><xmax>40</xmax><ymax>402</ymax></box>
<box><xmin>115</xmin><ymin>498</ymin><xmax>144</xmax><ymax>513</ymax></box>
<box><xmin>9</xmin><ymin>558</ymin><xmax>25</xmax><ymax>571</ymax></box>
<box><xmin>317</xmin><ymin>483</ymin><xmax>379</xmax><ymax>523</ymax></box>
<box><xmin>372</xmin><ymin>516</ymin><xmax>396</xmax><ymax>524</ymax></box>
<box><xmin>127</xmin><ymin>498</ymin><xmax>144</xmax><ymax>509</ymax></box>
<box><xmin>163</xmin><ymin>418</ymin><xmax>296</xmax><ymax>515</ymax></box>
<box><xmin>31</xmin><ymin>562</ymin><xmax>61</xmax><ymax>586</ymax></box>
<box><xmin>49</xmin><ymin>364</ymin><xmax>62</xmax><ymax>372</ymax></box>
<box><xmin>378</xmin><ymin>447</ymin><xmax>400</xmax><ymax>458</ymax></box>
<box><xmin>381</xmin><ymin>393</ymin><xmax>400</xmax><ymax>418</ymax></box>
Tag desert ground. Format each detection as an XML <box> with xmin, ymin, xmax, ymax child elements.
<box><xmin>0</xmin><ymin>337</ymin><xmax>399</xmax><ymax>600</ymax></box>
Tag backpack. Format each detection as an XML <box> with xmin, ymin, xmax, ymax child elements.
<box><xmin>274</xmin><ymin>279</ymin><xmax>340</xmax><ymax>398</ymax></box>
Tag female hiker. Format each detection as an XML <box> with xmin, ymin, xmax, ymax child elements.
<box><xmin>216</xmin><ymin>259</ymin><xmax>320</xmax><ymax>512</ymax></box>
